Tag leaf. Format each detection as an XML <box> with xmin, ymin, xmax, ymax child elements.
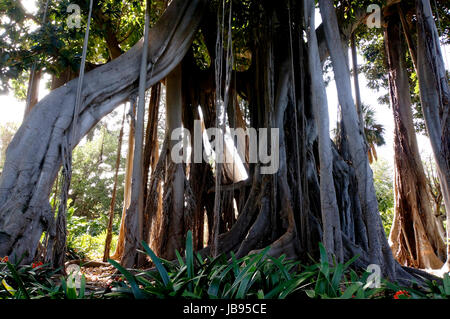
<box><xmin>185</xmin><ymin>230</ymin><xmax>194</xmax><ymax>292</ymax></box>
<box><xmin>305</xmin><ymin>289</ymin><xmax>316</xmax><ymax>298</ymax></box>
<box><xmin>65</xmin><ymin>275</ymin><xmax>78</xmax><ymax>299</ymax></box>
<box><xmin>79</xmin><ymin>275</ymin><xmax>86</xmax><ymax>299</ymax></box>
<box><xmin>330</xmin><ymin>262</ymin><xmax>344</xmax><ymax>292</ymax></box>
<box><xmin>343</xmin><ymin>254</ymin><xmax>359</xmax><ymax>270</ymax></box>
<box><xmin>2</xmin><ymin>279</ymin><xmax>16</xmax><ymax>296</ymax></box>
<box><xmin>341</xmin><ymin>282</ymin><xmax>362</xmax><ymax>299</ymax></box>
<box><xmin>175</xmin><ymin>250</ymin><xmax>185</xmax><ymax>267</ymax></box>
<box><xmin>443</xmin><ymin>273</ymin><xmax>450</xmax><ymax>296</ymax></box>
<box><xmin>141</xmin><ymin>241</ymin><xmax>170</xmax><ymax>287</ymax></box>
<box><xmin>318</xmin><ymin>243</ymin><xmax>329</xmax><ymax>278</ymax></box>
<box><xmin>108</xmin><ymin>259</ymin><xmax>145</xmax><ymax>299</ymax></box>
<box><xmin>268</xmin><ymin>256</ymin><xmax>291</xmax><ymax>281</ymax></box>
<box><xmin>6</xmin><ymin>261</ymin><xmax>29</xmax><ymax>299</ymax></box>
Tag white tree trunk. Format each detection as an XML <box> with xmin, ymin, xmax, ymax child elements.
<box><xmin>318</xmin><ymin>0</ymin><xmax>396</xmax><ymax>277</ymax></box>
<box><xmin>305</xmin><ymin>0</ymin><xmax>343</xmax><ymax>263</ymax></box>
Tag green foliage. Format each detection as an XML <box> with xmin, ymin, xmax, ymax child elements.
<box><xmin>70</xmin><ymin>124</ymin><xmax>125</xmax><ymax>220</ymax></box>
<box><xmin>107</xmin><ymin>231</ymin><xmax>309</xmax><ymax>299</ymax></box>
<box><xmin>371</xmin><ymin>159</ymin><xmax>394</xmax><ymax>237</ymax></box>
<box><xmin>383</xmin><ymin>272</ymin><xmax>450</xmax><ymax>299</ymax></box>
<box><xmin>2</xmin><ymin>241</ymin><xmax>449</xmax><ymax>299</ymax></box>
<box><xmin>0</xmin><ymin>0</ymin><xmax>168</xmax><ymax>96</ymax></box>
<box><xmin>65</xmin><ymin>198</ymin><xmax>118</xmax><ymax>260</ymax></box>
<box><xmin>68</xmin><ymin>230</ymin><xmax>118</xmax><ymax>260</ymax></box>
<box><xmin>106</xmin><ymin>234</ymin><xmax>398</xmax><ymax>300</ymax></box>
<box><xmin>0</xmin><ymin>257</ymin><xmax>93</xmax><ymax>299</ymax></box>
<box><xmin>301</xmin><ymin>243</ymin><xmax>386</xmax><ymax>299</ymax></box>
<box><xmin>362</xmin><ymin>103</ymin><xmax>385</xmax><ymax>147</ymax></box>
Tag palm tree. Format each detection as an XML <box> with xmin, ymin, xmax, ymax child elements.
<box><xmin>332</xmin><ymin>103</ymin><xmax>385</xmax><ymax>164</ymax></box>
<box><xmin>361</xmin><ymin>103</ymin><xmax>385</xmax><ymax>163</ymax></box>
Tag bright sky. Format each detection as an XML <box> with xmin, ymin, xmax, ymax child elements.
<box><xmin>1</xmin><ymin>2</ymin><xmax>449</xmax><ymax>169</ymax></box>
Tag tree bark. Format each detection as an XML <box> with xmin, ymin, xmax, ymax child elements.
<box><xmin>305</xmin><ymin>0</ymin><xmax>343</xmax><ymax>263</ymax></box>
<box><xmin>23</xmin><ymin>69</ymin><xmax>42</xmax><ymax>119</ymax></box>
<box><xmin>318</xmin><ymin>0</ymin><xmax>397</xmax><ymax>278</ymax></box>
<box><xmin>121</xmin><ymin>0</ymin><xmax>152</xmax><ymax>268</ymax></box>
<box><xmin>110</xmin><ymin>100</ymin><xmax>135</xmax><ymax>261</ymax></box>
<box><xmin>103</xmin><ymin>106</ymin><xmax>126</xmax><ymax>262</ymax></box>
<box><xmin>415</xmin><ymin>0</ymin><xmax>450</xmax><ymax>269</ymax></box>
<box><xmin>159</xmin><ymin>64</ymin><xmax>185</xmax><ymax>260</ymax></box>
<box><xmin>385</xmin><ymin>13</ymin><xmax>445</xmax><ymax>269</ymax></box>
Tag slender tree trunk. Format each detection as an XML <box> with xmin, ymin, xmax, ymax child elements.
<box><xmin>110</xmin><ymin>101</ymin><xmax>136</xmax><ymax>260</ymax></box>
<box><xmin>385</xmin><ymin>13</ymin><xmax>445</xmax><ymax>269</ymax></box>
<box><xmin>142</xmin><ymin>83</ymin><xmax>161</xmax><ymax>247</ymax></box>
<box><xmin>350</xmin><ymin>33</ymin><xmax>364</xmax><ymax>130</ymax></box>
<box><xmin>159</xmin><ymin>64</ymin><xmax>185</xmax><ymax>260</ymax></box>
<box><xmin>23</xmin><ymin>69</ymin><xmax>42</xmax><ymax>119</ymax></box>
<box><xmin>120</xmin><ymin>0</ymin><xmax>151</xmax><ymax>268</ymax></box>
<box><xmin>103</xmin><ymin>106</ymin><xmax>126</xmax><ymax>262</ymax></box>
<box><xmin>415</xmin><ymin>0</ymin><xmax>450</xmax><ymax>269</ymax></box>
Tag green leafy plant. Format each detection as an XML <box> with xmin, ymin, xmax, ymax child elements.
<box><xmin>0</xmin><ymin>258</ymin><xmax>93</xmax><ymax>299</ymax></box>
<box><xmin>107</xmin><ymin>231</ymin><xmax>312</xmax><ymax>299</ymax></box>
<box><xmin>301</xmin><ymin>243</ymin><xmax>385</xmax><ymax>299</ymax></box>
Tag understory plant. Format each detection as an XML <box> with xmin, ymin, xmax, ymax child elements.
<box><xmin>107</xmin><ymin>231</ymin><xmax>311</xmax><ymax>299</ymax></box>
<box><xmin>106</xmin><ymin>232</ymin><xmax>422</xmax><ymax>299</ymax></box>
<box><xmin>0</xmin><ymin>257</ymin><xmax>92</xmax><ymax>299</ymax></box>
<box><xmin>1</xmin><ymin>237</ymin><xmax>449</xmax><ymax>300</ymax></box>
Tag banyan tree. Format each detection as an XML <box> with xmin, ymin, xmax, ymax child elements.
<box><xmin>0</xmin><ymin>0</ymin><xmax>448</xmax><ymax>285</ymax></box>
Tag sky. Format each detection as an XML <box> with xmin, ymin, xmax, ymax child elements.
<box><xmin>1</xmin><ymin>1</ymin><xmax>449</xmax><ymax>168</ymax></box>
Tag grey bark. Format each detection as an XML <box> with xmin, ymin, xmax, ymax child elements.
<box><xmin>318</xmin><ymin>0</ymin><xmax>396</xmax><ymax>278</ymax></box>
<box><xmin>415</xmin><ymin>0</ymin><xmax>450</xmax><ymax>268</ymax></box>
<box><xmin>305</xmin><ymin>0</ymin><xmax>343</xmax><ymax>263</ymax></box>
<box><xmin>120</xmin><ymin>0</ymin><xmax>151</xmax><ymax>268</ymax></box>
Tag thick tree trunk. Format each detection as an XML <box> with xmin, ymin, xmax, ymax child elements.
<box><xmin>385</xmin><ymin>14</ymin><xmax>445</xmax><ymax>269</ymax></box>
<box><xmin>305</xmin><ymin>0</ymin><xmax>343</xmax><ymax>263</ymax></box>
<box><xmin>318</xmin><ymin>0</ymin><xmax>397</xmax><ymax>278</ymax></box>
<box><xmin>0</xmin><ymin>0</ymin><xmax>207</xmax><ymax>264</ymax></box>
<box><xmin>415</xmin><ymin>0</ymin><xmax>450</xmax><ymax>269</ymax></box>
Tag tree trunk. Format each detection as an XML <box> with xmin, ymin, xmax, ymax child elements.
<box><xmin>142</xmin><ymin>83</ymin><xmax>161</xmax><ymax>247</ymax></box>
<box><xmin>110</xmin><ymin>100</ymin><xmax>136</xmax><ymax>261</ymax></box>
<box><xmin>305</xmin><ymin>0</ymin><xmax>343</xmax><ymax>263</ymax></box>
<box><xmin>23</xmin><ymin>69</ymin><xmax>42</xmax><ymax>119</ymax></box>
<box><xmin>318</xmin><ymin>0</ymin><xmax>397</xmax><ymax>278</ymax></box>
<box><xmin>158</xmin><ymin>64</ymin><xmax>186</xmax><ymax>261</ymax></box>
<box><xmin>103</xmin><ymin>106</ymin><xmax>126</xmax><ymax>262</ymax></box>
<box><xmin>350</xmin><ymin>33</ymin><xmax>364</xmax><ymax>130</ymax></box>
<box><xmin>385</xmin><ymin>13</ymin><xmax>445</xmax><ymax>269</ymax></box>
<box><xmin>415</xmin><ymin>0</ymin><xmax>450</xmax><ymax>269</ymax></box>
<box><xmin>121</xmin><ymin>0</ymin><xmax>152</xmax><ymax>268</ymax></box>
